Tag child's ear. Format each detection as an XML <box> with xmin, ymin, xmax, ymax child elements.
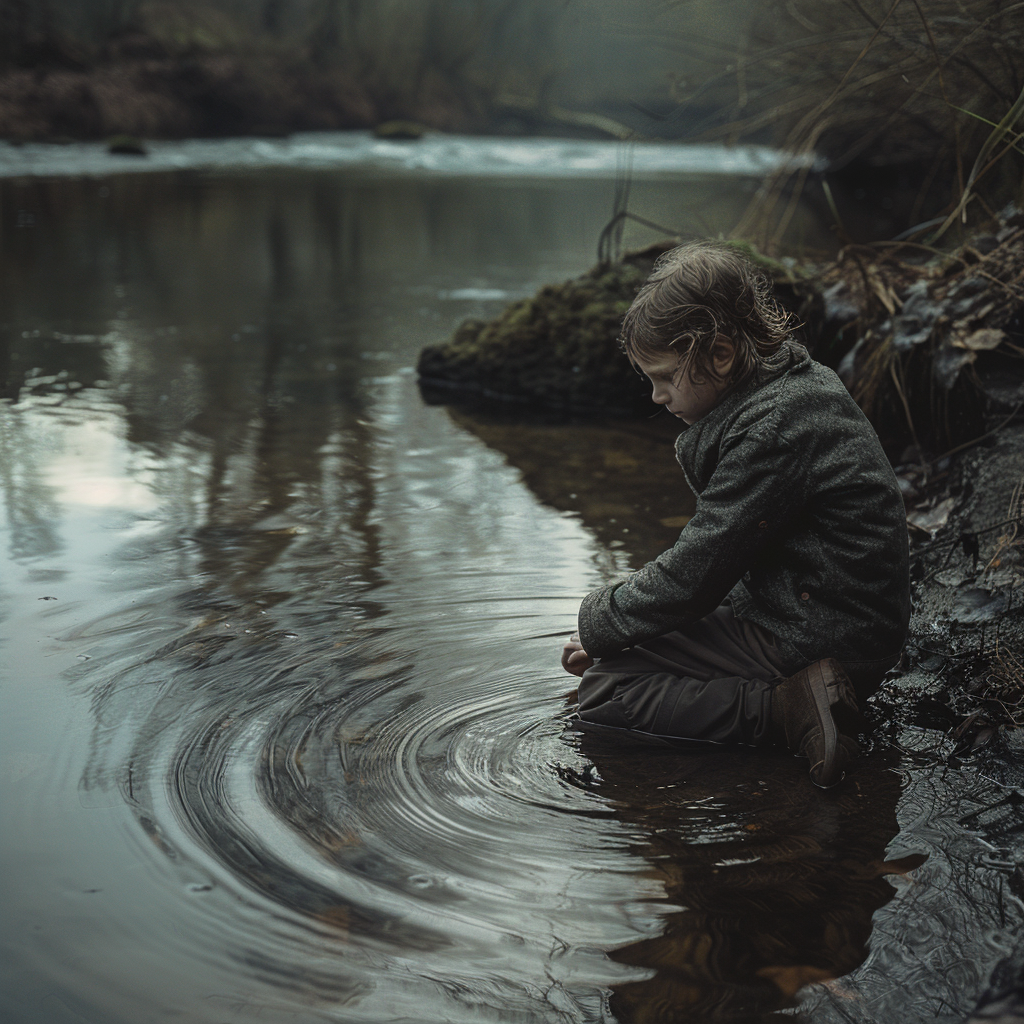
<box><xmin>713</xmin><ymin>335</ymin><xmax>736</xmax><ymax>378</ymax></box>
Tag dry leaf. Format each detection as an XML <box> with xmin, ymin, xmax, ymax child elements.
<box><xmin>953</xmin><ymin>327</ymin><xmax>1006</xmax><ymax>351</ymax></box>
<box><xmin>757</xmin><ymin>965</ymin><xmax>835</xmax><ymax>998</ymax></box>
<box><xmin>907</xmin><ymin>496</ymin><xmax>956</xmax><ymax>535</ymax></box>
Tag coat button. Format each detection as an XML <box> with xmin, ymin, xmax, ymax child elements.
<box><xmin>800</xmin><ymin>592</ymin><xmax>810</xmax><ymax>601</ymax></box>
<box><xmin>758</xmin><ymin>520</ymin><xmax>768</xmax><ymax>529</ymax></box>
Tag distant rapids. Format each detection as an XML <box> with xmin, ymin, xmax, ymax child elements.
<box><xmin>0</xmin><ymin>130</ymin><xmax>818</xmax><ymax>180</ymax></box>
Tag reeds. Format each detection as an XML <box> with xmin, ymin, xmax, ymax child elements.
<box><xmin>664</xmin><ymin>0</ymin><xmax>1024</xmax><ymax>250</ymax></box>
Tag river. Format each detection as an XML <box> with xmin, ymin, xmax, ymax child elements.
<box><xmin>1</xmin><ymin>134</ymin><xmax>1020</xmax><ymax>1024</ymax></box>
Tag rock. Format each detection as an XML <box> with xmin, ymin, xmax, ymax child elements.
<box><xmin>107</xmin><ymin>134</ymin><xmax>147</xmax><ymax>155</ymax></box>
<box><xmin>372</xmin><ymin>120</ymin><xmax>427</xmax><ymax>140</ymax></box>
<box><xmin>417</xmin><ymin>257</ymin><xmax>654</xmax><ymax>414</ymax></box>
<box><xmin>417</xmin><ymin>241</ymin><xmax>820</xmax><ymax>416</ymax></box>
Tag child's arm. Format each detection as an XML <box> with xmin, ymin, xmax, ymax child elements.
<box><xmin>579</xmin><ymin>413</ymin><xmax>806</xmax><ymax>659</ymax></box>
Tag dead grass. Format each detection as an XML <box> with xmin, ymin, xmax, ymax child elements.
<box><xmin>800</xmin><ymin>209</ymin><xmax>1024</xmax><ymax>452</ymax></box>
<box><xmin>665</xmin><ymin>0</ymin><xmax>1024</xmax><ymax>250</ymax></box>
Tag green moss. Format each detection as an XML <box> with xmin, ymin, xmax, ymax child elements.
<box><xmin>417</xmin><ymin>256</ymin><xmax>656</xmax><ymax>414</ymax></box>
<box><xmin>724</xmin><ymin>239</ymin><xmax>805</xmax><ymax>283</ymax></box>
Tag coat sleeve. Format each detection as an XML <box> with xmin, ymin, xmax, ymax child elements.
<box><xmin>577</xmin><ymin>418</ymin><xmax>808</xmax><ymax>658</ymax></box>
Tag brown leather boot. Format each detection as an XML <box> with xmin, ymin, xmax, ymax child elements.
<box><xmin>771</xmin><ymin>659</ymin><xmax>861</xmax><ymax>788</ymax></box>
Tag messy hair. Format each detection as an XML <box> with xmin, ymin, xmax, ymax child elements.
<box><xmin>619</xmin><ymin>240</ymin><xmax>793</xmax><ymax>389</ymax></box>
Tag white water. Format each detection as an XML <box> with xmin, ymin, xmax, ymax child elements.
<box><xmin>0</xmin><ymin>130</ymin><xmax>817</xmax><ymax>180</ymax></box>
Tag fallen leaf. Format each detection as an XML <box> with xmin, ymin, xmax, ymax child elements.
<box><xmin>757</xmin><ymin>965</ymin><xmax>836</xmax><ymax>998</ymax></box>
<box><xmin>907</xmin><ymin>497</ymin><xmax>956</xmax><ymax>535</ymax></box>
<box><xmin>953</xmin><ymin>327</ymin><xmax>1005</xmax><ymax>351</ymax></box>
<box><xmin>933</xmin><ymin>346</ymin><xmax>975</xmax><ymax>389</ymax></box>
<box><xmin>877</xmin><ymin>852</ymin><xmax>928</xmax><ymax>875</ymax></box>
<box><xmin>951</xmin><ymin>588</ymin><xmax>1011</xmax><ymax>624</ymax></box>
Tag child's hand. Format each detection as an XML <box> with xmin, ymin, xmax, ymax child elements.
<box><xmin>561</xmin><ymin>634</ymin><xmax>594</xmax><ymax>677</ymax></box>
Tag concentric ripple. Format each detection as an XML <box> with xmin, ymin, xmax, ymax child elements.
<box><xmin>100</xmin><ymin>622</ymin><xmax>653</xmax><ymax>1024</ymax></box>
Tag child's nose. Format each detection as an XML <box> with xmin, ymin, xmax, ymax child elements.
<box><xmin>651</xmin><ymin>382</ymin><xmax>670</xmax><ymax>404</ymax></box>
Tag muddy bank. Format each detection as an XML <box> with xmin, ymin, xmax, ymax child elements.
<box><xmin>885</xmin><ymin>423</ymin><xmax>1024</xmax><ymax>1024</ymax></box>
<box><xmin>881</xmin><ymin>423</ymin><xmax>1024</xmax><ymax>752</ymax></box>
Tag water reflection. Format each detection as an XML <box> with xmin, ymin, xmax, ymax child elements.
<box><xmin>447</xmin><ymin>408</ymin><xmax>694</xmax><ymax>566</ymax></box>
<box><xmin>567</xmin><ymin>736</ymin><xmax>914</xmax><ymax>1022</ymax></box>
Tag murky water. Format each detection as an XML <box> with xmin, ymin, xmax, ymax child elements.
<box><xmin>2</xmin><ymin>145</ymin><xmax>1021</xmax><ymax>1024</ymax></box>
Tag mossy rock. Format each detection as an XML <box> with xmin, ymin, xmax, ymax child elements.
<box><xmin>373</xmin><ymin>120</ymin><xmax>428</xmax><ymax>140</ymax></box>
<box><xmin>417</xmin><ymin>257</ymin><xmax>656</xmax><ymax>415</ymax></box>
<box><xmin>415</xmin><ymin>238</ymin><xmax>831</xmax><ymax>416</ymax></box>
<box><xmin>107</xmin><ymin>135</ymin><xmax>147</xmax><ymax>155</ymax></box>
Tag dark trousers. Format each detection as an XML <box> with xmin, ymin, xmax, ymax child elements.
<box><xmin>576</xmin><ymin>604</ymin><xmax>898</xmax><ymax>746</ymax></box>
<box><xmin>577</xmin><ymin>602</ymin><xmax>790</xmax><ymax>749</ymax></box>
<box><xmin>576</xmin><ymin>604</ymin><xmax>802</xmax><ymax>747</ymax></box>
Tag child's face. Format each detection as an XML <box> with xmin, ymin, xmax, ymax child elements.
<box><xmin>633</xmin><ymin>350</ymin><xmax>726</xmax><ymax>425</ymax></box>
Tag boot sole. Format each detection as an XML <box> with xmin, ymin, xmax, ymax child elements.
<box><xmin>821</xmin><ymin>659</ymin><xmax>865</xmax><ymax>747</ymax></box>
<box><xmin>802</xmin><ymin>663</ymin><xmax>843</xmax><ymax>788</ymax></box>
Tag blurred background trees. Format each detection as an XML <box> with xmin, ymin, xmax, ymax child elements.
<box><xmin>0</xmin><ymin>0</ymin><xmax>753</xmax><ymax>138</ymax></box>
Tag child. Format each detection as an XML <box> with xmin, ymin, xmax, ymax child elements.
<box><xmin>561</xmin><ymin>241</ymin><xmax>910</xmax><ymax>787</ymax></box>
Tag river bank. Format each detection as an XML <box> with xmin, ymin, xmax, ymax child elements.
<box><xmin>0</xmin><ymin>11</ymin><xmax>655</xmax><ymax>145</ymax></box>
<box><xmin>0</xmin><ymin>42</ymin><xmax>379</xmax><ymax>142</ymax></box>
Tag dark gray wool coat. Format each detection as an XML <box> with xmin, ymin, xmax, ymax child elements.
<box><xmin>578</xmin><ymin>341</ymin><xmax>911</xmax><ymax>668</ymax></box>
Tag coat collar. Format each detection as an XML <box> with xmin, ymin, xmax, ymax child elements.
<box><xmin>674</xmin><ymin>340</ymin><xmax>811</xmax><ymax>477</ymax></box>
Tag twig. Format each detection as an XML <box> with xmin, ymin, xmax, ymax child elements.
<box><xmin>820</xmin><ymin>178</ymin><xmax>849</xmax><ymax>241</ymax></box>
<box><xmin>890</xmin><ymin>357</ymin><xmax>924</xmax><ymax>456</ymax></box>
<box><xmin>935</xmin><ymin>402</ymin><xmax>1024</xmax><ymax>461</ymax></box>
